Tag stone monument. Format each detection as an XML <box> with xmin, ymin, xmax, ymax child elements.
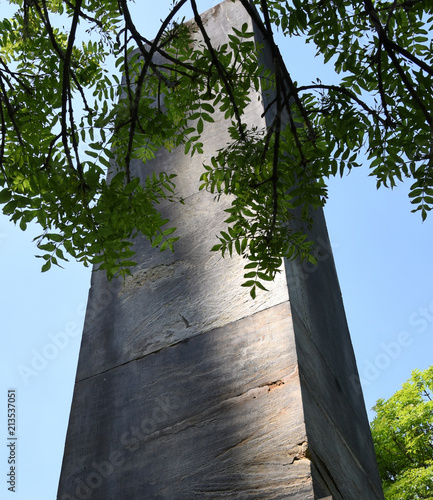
<box><xmin>58</xmin><ymin>2</ymin><xmax>384</xmax><ymax>498</ymax></box>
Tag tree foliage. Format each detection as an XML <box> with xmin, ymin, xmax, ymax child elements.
<box><xmin>0</xmin><ymin>0</ymin><xmax>432</xmax><ymax>292</ymax></box>
<box><xmin>370</xmin><ymin>366</ymin><xmax>433</xmax><ymax>499</ymax></box>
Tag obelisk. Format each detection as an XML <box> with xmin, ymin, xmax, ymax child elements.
<box><xmin>58</xmin><ymin>2</ymin><xmax>383</xmax><ymax>498</ymax></box>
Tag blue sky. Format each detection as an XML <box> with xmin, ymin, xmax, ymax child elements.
<box><xmin>1</xmin><ymin>1</ymin><xmax>432</xmax><ymax>499</ymax></box>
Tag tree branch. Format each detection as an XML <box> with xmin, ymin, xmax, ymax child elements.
<box><xmin>61</xmin><ymin>0</ymin><xmax>83</xmax><ymax>177</ymax></box>
<box><xmin>0</xmin><ymin>75</ymin><xmax>24</xmax><ymax>148</ymax></box>
<box><xmin>118</xmin><ymin>0</ymin><xmax>189</xmax><ymax>181</ymax></box>
<box><xmin>364</xmin><ymin>0</ymin><xmax>433</xmax><ymax>127</ymax></box>
<box><xmin>190</xmin><ymin>0</ymin><xmax>247</xmax><ymax>141</ymax></box>
<box><xmin>297</xmin><ymin>83</ymin><xmax>389</xmax><ymax>126</ymax></box>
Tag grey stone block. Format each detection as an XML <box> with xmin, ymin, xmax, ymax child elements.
<box><xmin>58</xmin><ymin>2</ymin><xmax>384</xmax><ymax>499</ymax></box>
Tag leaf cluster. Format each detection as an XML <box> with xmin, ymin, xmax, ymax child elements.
<box><xmin>262</xmin><ymin>0</ymin><xmax>433</xmax><ymax>219</ymax></box>
<box><xmin>0</xmin><ymin>0</ymin><xmax>432</xmax><ymax>291</ymax></box>
<box><xmin>371</xmin><ymin>366</ymin><xmax>433</xmax><ymax>499</ymax></box>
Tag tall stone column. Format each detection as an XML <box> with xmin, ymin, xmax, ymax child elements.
<box><xmin>58</xmin><ymin>2</ymin><xmax>383</xmax><ymax>499</ymax></box>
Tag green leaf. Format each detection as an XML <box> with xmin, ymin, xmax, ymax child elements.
<box><xmin>124</xmin><ymin>177</ymin><xmax>140</xmax><ymax>195</ymax></box>
<box><xmin>152</xmin><ymin>234</ymin><xmax>163</xmax><ymax>247</ymax></box>
<box><xmin>47</xmin><ymin>233</ymin><xmax>64</xmax><ymax>242</ymax></box>
<box><xmin>257</xmin><ymin>272</ymin><xmax>274</xmax><ymax>281</ymax></box>
<box><xmin>201</xmin><ymin>113</ymin><xmax>214</xmax><ymax>123</ymax></box>
<box><xmin>162</xmin><ymin>227</ymin><xmax>176</xmax><ymax>236</ymax></box>
<box><xmin>201</xmin><ymin>103</ymin><xmax>214</xmax><ymax>113</ymax></box>
<box><xmin>241</xmin><ymin>280</ymin><xmax>256</xmax><ymax>287</ymax></box>
<box><xmin>41</xmin><ymin>260</ymin><xmax>52</xmax><ymax>273</ymax></box>
<box><xmin>0</xmin><ymin>189</ymin><xmax>12</xmax><ymax>204</ymax></box>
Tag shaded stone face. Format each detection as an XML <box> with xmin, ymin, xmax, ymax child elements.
<box><xmin>58</xmin><ymin>1</ymin><xmax>384</xmax><ymax>499</ymax></box>
<box><xmin>59</xmin><ymin>302</ymin><xmax>311</xmax><ymax>499</ymax></box>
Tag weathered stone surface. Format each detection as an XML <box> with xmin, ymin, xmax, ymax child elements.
<box><xmin>284</xmin><ymin>210</ymin><xmax>383</xmax><ymax>499</ymax></box>
<box><xmin>75</xmin><ymin>189</ymin><xmax>289</xmax><ymax>381</ymax></box>
<box><xmin>59</xmin><ymin>304</ymin><xmax>314</xmax><ymax>499</ymax></box>
<box><xmin>74</xmin><ymin>0</ymin><xmax>289</xmax><ymax>382</ymax></box>
<box><xmin>58</xmin><ymin>2</ymin><xmax>384</xmax><ymax>499</ymax></box>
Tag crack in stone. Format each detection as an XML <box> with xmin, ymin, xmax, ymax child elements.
<box><xmin>179</xmin><ymin>313</ymin><xmax>190</xmax><ymax>328</ymax></box>
<box><xmin>291</xmin><ymin>441</ymin><xmax>310</xmax><ymax>464</ymax></box>
<box><xmin>214</xmin><ymin>432</ymin><xmax>258</xmax><ymax>459</ymax></box>
<box><xmin>76</xmin><ymin>308</ymin><xmax>296</xmax><ymax>383</ymax></box>
<box><xmin>259</xmin><ymin>379</ymin><xmax>285</xmax><ymax>392</ymax></box>
<box><xmin>116</xmin><ymin>373</ymin><xmax>295</xmax><ymax>450</ymax></box>
<box><xmin>75</xmin><ymin>333</ymin><xmax>204</xmax><ymax>383</ymax></box>
<box><xmin>158</xmin><ymin>375</ymin><xmax>294</xmax><ymax>436</ymax></box>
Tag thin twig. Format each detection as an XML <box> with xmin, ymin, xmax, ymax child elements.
<box><xmin>376</xmin><ymin>44</ymin><xmax>392</xmax><ymax>125</ymax></box>
<box><xmin>61</xmin><ymin>0</ymin><xmax>84</xmax><ymax>176</ymax></box>
<box><xmin>62</xmin><ymin>0</ymin><xmax>104</xmax><ymax>29</ymax></box>
<box><xmin>297</xmin><ymin>83</ymin><xmax>388</xmax><ymax>126</ymax></box>
<box><xmin>118</xmin><ymin>0</ymin><xmax>189</xmax><ymax>182</ymax></box>
<box><xmin>190</xmin><ymin>0</ymin><xmax>246</xmax><ymax>141</ymax></box>
<box><xmin>0</xmin><ymin>75</ymin><xmax>24</xmax><ymax>147</ymax></box>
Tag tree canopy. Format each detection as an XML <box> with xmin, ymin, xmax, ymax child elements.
<box><xmin>371</xmin><ymin>366</ymin><xmax>433</xmax><ymax>499</ymax></box>
<box><xmin>0</xmin><ymin>0</ymin><xmax>432</xmax><ymax>294</ymax></box>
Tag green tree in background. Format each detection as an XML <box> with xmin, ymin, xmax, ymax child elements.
<box><xmin>371</xmin><ymin>366</ymin><xmax>433</xmax><ymax>499</ymax></box>
<box><xmin>0</xmin><ymin>1</ymin><xmax>432</xmax><ymax>295</ymax></box>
